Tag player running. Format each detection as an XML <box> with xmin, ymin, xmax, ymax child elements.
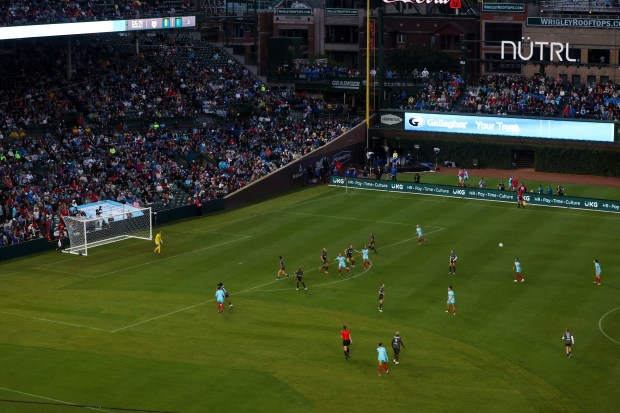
<box><xmin>218</xmin><ymin>283</ymin><xmax>233</xmax><ymax>307</ymax></box>
<box><xmin>392</xmin><ymin>331</ymin><xmax>405</xmax><ymax>364</ymax></box>
<box><xmin>335</xmin><ymin>253</ymin><xmax>351</xmax><ymax>275</ymax></box>
<box><xmin>513</xmin><ymin>258</ymin><xmax>525</xmax><ymax>283</ymax></box>
<box><xmin>320</xmin><ymin>248</ymin><xmax>329</xmax><ymax>275</ymax></box>
<box><xmin>341</xmin><ymin>325</ymin><xmax>352</xmax><ymax>360</ymax></box>
<box><xmin>446</xmin><ymin>285</ymin><xmax>456</xmax><ymax>315</ymax></box>
<box><xmin>344</xmin><ymin>244</ymin><xmax>358</xmax><ymax>267</ymax></box>
<box><xmin>277</xmin><ymin>256</ymin><xmax>290</xmax><ymax>280</ymax></box>
<box><xmin>377</xmin><ymin>342</ymin><xmax>389</xmax><ymax>376</ymax></box>
<box><xmin>369</xmin><ymin>233</ymin><xmax>377</xmax><ymax>254</ymax></box>
<box><xmin>562</xmin><ymin>328</ymin><xmax>575</xmax><ymax>358</ymax></box>
<box><xmin>593</xmin><ymin>259</ymin><xmax>602</xmax><ymax>285</ymax></box>
<box><xmin>361</xmin><ymin>245</ymin><xmax>370</xmax><ymax>269</ymax></box>
<box><xmin>295</xmin><ymin>268</ymin><xmax>308</xmax><ymax>291</ymax></box>
<box><xmin>378</xmin><ymin>283</ymin><xmax>385</xmax><ymax>312</ymax></box>
<box><xmin>215</xmin><ymin>285</ymin><xmax>226</xmax><ymax>313</ymax></box>
<box><xmin>416</xmin><ymin>224</ymin><xmax>425</xmax><ymax>245</ymax></box>
<box><xmin>153</xmin><ymin>230</ymin><xmax>163</xmax><ymax>254</ymax></box>
<box><xmin>449</xmin><ymin>250</ymin><xmax>458</xmax><ymax>275</ymax></box>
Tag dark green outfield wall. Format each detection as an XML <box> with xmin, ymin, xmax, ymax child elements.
<box><xmin>372</xmin><ymin>130</ymin><xmax>620</xmax><ymax>177</ymax></box>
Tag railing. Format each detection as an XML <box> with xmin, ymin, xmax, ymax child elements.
<box><xmin>539</xmin><ymin>0</ymin><xmax>620</xmax><ymax>15</ymax></box>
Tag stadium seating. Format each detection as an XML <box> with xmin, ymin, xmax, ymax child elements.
<box><xmin>0</xmin><ymin>33</ymin><xmax>360</xmax><ymax>247</ymax></box>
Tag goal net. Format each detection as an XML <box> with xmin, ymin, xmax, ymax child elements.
<box><xmin>62</xmin><ymin>201</ymin><xmax>152</xmax><ymax>256</ymax></box>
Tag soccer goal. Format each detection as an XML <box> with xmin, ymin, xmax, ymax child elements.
<box><xmin>62</xmin><ymin>201</ymin><xmax>152</xmax><ymax>256</ymax></box>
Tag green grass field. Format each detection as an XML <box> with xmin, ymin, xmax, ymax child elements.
<box><xmin>1</xmin><ymin>185</ymin><xmax>619</xmax><ymax>413</ymax></box>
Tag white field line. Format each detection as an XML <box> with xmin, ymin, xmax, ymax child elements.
<box><xmin>277</xmin><ymin>192</ymin><xmax>346</xmax><ymax>210</ymax></box>
<box><xmin>343</xmin><ymin>188</ymin><xmax>620</xmax><ymax>220</ymax></box>
<box><xmin>598</xmin><ymin>306</ymin><xmax>620</xmax><ymax>346</ymax></box>
<box><xmin>250</xmin><ymin>262</ymin><xmax>373</xmax><ymax>293</ymax></box>
<box><xmin>0</xmin><ymin>311</ymin><xmax>112</xmax><ymax>332</ymax></box>
<box><xmin>5</xmin><ymin>212</ymin><xmax>445</xmax><ymax>332</ymax></box>
<box><xmin>88</xmin><ymin>235</ymin><xmax>251</xmax><ymax>279</ymax></box>
<box><xmin>0</xmin><ymin>386</ymin><xmax>112</xmax><ymax>412</ymax></box>
<box><xmin>0</xmin><ymin>271</ymin><xmax>20</xmax><ymax>278</ymax></box>
<box><xmin>275</xmin><ymin>209</ymin><xmax>444</xmax><ymax>229</ymax></box>
<box><xmin>111</xmin><ymin>279</ymin><xmax>279</xmax><ymax>333</ymax></box>
<box><xmin>113</xmin><ymin>228</ymin><xmax>445</xmax><ymax>329</ymax></box>
<box><xmin>33</xmin><ymin>210</ymin><xmax>274</xmax><ymax>270</ymax></box>
<box><xmin>250</xmin><ymin>229</ymin><xmax>445</xmax><ymax>293</ymax></box>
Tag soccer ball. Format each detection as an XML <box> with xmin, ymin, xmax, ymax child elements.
<box><xmin>499</xmin><ymin>243</ymin><xmax>504</xmax><ymax>248</ymax></box>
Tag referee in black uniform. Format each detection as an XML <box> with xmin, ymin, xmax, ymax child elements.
<box><xmin>392</xmin><ymin>331</ymin><xmax>405</xmax><ymax>364</ymax></box>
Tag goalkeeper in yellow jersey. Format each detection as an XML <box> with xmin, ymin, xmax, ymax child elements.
<box><xmin>154</xmin><ymin>230</ymin><xmax>163</xmax><ymax>254</ymax></box>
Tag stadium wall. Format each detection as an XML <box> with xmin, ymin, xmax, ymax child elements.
<box><xmin>0</xmin><ymin>125</ymin><xmax>364</xmax><ymax>261</ymax></box>
<box><xmin>373</xmin><ymin>111</ymin><xmax>620</xmax><ymax>176</ymax></box>
<box><xmin>224</xmin><ymin>121</ymin><xmax>367</xmax><ymax>209</ymax></box>
<box><xmin>0</xmin><ymin>238</ymin><xmax>57</xmax><ymax>262</ymax></box>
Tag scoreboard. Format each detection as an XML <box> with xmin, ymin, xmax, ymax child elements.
<box><xmin>126</xmin><ymin>16</ymin><xmax>196</xmax><ymax>31</ymax></box>
<box><xmin>0</xmin><ymin>16</ymin><xmax>196</xmax><ymax>40</ymax></box>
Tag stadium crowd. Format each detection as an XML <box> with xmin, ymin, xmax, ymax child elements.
<box><xmin>0</xmin><ymin>34</ymin><xmax>359</xmax><ymax>247</ymax></box>
<box><xmin>390</xmin><ymin>72</ymin><xmax>620</xmax><ymax>121</ymax></box>
<box><xmin>1</xmin><ymin>0</ymin><xmax>195</xmax><ymax>26</ymax></box>
<box><xmin>3</xmin><ymin>30</ymin><xmax>620</xmax><ymax>247</ymax></box>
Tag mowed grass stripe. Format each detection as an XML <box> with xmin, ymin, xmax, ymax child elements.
<box><xmin>0</xmin><ymin>184</ymin><xmax>618</xmax><ymax>412</ymax></box>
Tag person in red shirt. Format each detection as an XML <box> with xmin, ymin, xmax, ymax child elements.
<box><xmin>341</xmin><ymin>325</ymin><xmax>352</xmax><ymax>360</ymax></box>
<box><xmin>517</xmin><ymin>187</ymin><xmax>525</xmax><ymax>208</ymax></box>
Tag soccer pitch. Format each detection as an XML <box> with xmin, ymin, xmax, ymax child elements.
<box><xmin>0</xmin><ymin>185</ymin><xmax>619</xmax><ymax>413</ymax></box>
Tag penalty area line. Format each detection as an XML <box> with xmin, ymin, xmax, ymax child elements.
<box><xmin>112</xmin><ymin>279</ymin><xmax>280</xmax><ymax>333</ymax></box>
<box><xmin>90</xmin><ymin>235</ymin><xmax>252</xmax><ymax>279</ymax></box>
<box><xmin>598</xmin><ymin>306</ymin><xmax>620</xmax><ymax>346</ymax></box>
<box><xmin>250</xmin><ymin>228</ymin><xmax>445</xmax><ymax>293</ymax></box>
<box><xmin>0</xmin><ymin>387</ymin><xmax>112</xmax><ymax>412</ymax></box>
<box><xmin>0</xmin><ymin>311</ymin><xmax>112</xmax><ymax>333</ymax></box>
<box><xmin>276</xmin><ymin>210</ymin><xmax>420</xmax><ymax>227</ymax></box>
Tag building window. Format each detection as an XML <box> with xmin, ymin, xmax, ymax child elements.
<box><xmin>440</xmin><ymin>34</ymin><xmax>460</xmax><ymax>50</ymax></box>
<box><xmin>397</xmin><ymin>34</ymin><xmax>406</xmax><ymax>44</ymax></box>
<box><xmin>587</xmin><ymin>75</ymin><xmax>596</xmax><ymax>84</ymax></box>
<box><xmin>483</xmin><ymin>23</ymin><xmax>521</xmax><ymax>47</ymax></box>
<box><xmin>588</xmin><ymin>49</ymin><xmax>609</xmax><ymax>65</ymax></box>
<box><xmin>571</xmin><ymin>74</ymin><xmax>581</xmax><ymax>86</ymax></box>
<box><xmin>484</xmin><ymin>53</ymin><xmax>521</xmax><ymax>73</ymax></box>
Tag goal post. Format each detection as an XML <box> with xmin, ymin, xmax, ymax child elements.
<box><xmin>62</xmin><ymin>201</ymin><xmax>152</xmax><ymax>256</ymax></box>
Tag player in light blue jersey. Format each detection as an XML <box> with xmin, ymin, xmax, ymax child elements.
<box><xmin>215</xmin><ymin>286</ymin><xmax>226</xmax><ymax>313</ymax></box>
<box><xmin>513</xmin><ymin>258</ymin><xmax>525</xmax><ymax>283</ymax></box>
<box><xmin>361</xmin><ymin>245</ymin><xmax>370</xmax><ymax>269</ymax></box>
<box><xmin>335</xmin><ymin>253</ymin><xmax>350</xmax><ymax>275</ymax></box>
<box><xmin>377</xmin><ymin>342</ymin><xmax>389</xmax><ymax>376</ymax></box>
<box><xmin>593</xmin><ymin>259</ymin><xmax>602</xmax><ymax>285</ymax></box>
<box><xmin>416</xmin><ymin>224</ymin><xmax>425</xmax><ymax>245</ymax></box>
<box><xmin>446</xmin><ymin>285</ymin><xmax>456</xmax><ymax>315</ymax></box>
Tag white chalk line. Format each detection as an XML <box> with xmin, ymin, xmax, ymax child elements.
<box><xmin>277</xmin><ymin>191</ymin><xmax>346</xmax><ymax>210</ymax></box>
<box><xmin>243</xmin><ymin>228</ymin><xmax>445</xmax><ymax>293</ymax></box>
<box><xmin>0</xmin><ymin>386</ymin><xmax>112</xmax><ymax>412</ymax></box>
<box><xmin>3</xmin><ymin>208</ymin><xmax>445</xmax><ymax>332</ymax></box>
<box><xmin>33</xmin><ymin>232</ymin><xmax>251</xmax><ymax>279</ymax></box>
<box><xmin>111</xmin><ymin>279</ymin><xmax>279</xmax><ymax>333</ymax></box>
<box><xmin>32</xmin><ymin>210</ymin><xmax>275</xmax><ymax>270</ymax></box>
<box><xmin>598</xmin><ymin>306</ymin><xmax>620</xmax><ymax>346</ymax></box>
<box><xmin>0</xmin><ymin>311</ymin><xmax>113</xmax><ymax>332</ymax></box>
<box><xmin>343</xmin><ymin>187</ymin><xmax>620</xmax><ymax>221</ymax></box>
<box><xmin>275</xmin><ymin>209</ymin><xmax>433</xmax><ymax>227</ymax></box>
